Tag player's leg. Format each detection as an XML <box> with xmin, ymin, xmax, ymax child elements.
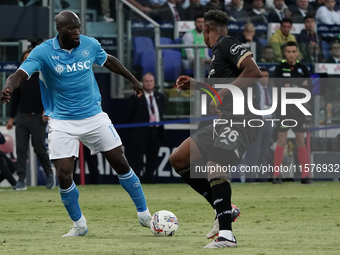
<box><xmin>295</xmin><ymin>132</ymin><xmax>312</xmax><ymax>184</ymax></box>
<box><xmin>49</xmin><ymin>118</ymin><xmax>88</xmax><ymax>237</ymax></box>
<box><xmin>82</xmin><ymin>112</ymin><xmax>151</xmax><ymax>227</ymax></box>
<box><xmin>273</xmin><ymin>131</ymin><xmax>288</xmax><ymax>184</ymax></box>
<box><xmin>102</xmin><ymin>146</ymin><xmax>151</xmax><ymax>227</ymax></box>
<box><xmin>204</xmin><ymin>157</ymin><xmax>239</xmax><ymax>248</ymax></box>
<box><xmin>53</xmin><ymin>157</ymin><xmax>88</xmax><ymax>237</ymax></box>
<box><xmin>169</xmin><ymin>137</ymin><xmax>215</xmax><ymax>208</ymax></box>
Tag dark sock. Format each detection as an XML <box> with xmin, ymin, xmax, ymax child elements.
<box><xmin>178</xmin><ymin>167</ymin><xmax>214</xmax><ymax>207</ymax></box>
<box><xmin>210</xmin><ymin>178</ymin><xmax>232</xmax><ymax>231</ymax></box>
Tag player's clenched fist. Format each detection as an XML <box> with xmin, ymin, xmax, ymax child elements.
<box><xmin>176</xmin><ymin>75</ymin><xmax>197</xmax><ymax>90</ymax></box>
<box><xmin>1</xmin><ymin>88</ymin><xmax>12</xmax><ymax>104</ymax></box>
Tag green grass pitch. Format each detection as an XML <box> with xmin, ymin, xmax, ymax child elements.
<box><xmin>0</xmin><ymin>182</ymin><xmax>339</xmax><ymax>255</ymax></box>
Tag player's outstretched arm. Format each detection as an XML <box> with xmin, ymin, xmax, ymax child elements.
<box><xmin>1</xmin><ymin>69</ymin><xmax>28</xmax><ymax>104</ymax></box>
<box><xmin>104</xmin><ymin>54</ymin><xmax>144</xmax><ymax>97</ymax></box>
<box><xmin>176</xmin><ymin>75</ymin><xmax>197</xmax><ymax>90</ymax></box>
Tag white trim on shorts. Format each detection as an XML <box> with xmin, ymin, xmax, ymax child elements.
<box><xmin>48</xmin><ymin>112</ymin><xmax>122</xmax><ymax>160</ymax></box>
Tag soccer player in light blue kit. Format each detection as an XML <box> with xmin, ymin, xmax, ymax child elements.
<box><xmin>1</xmin><ymin>10</ymin><xmax>152</xmax><ymax>237</ymax></box>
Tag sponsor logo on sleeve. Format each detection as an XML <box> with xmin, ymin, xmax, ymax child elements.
<box><xmin>230</xmin><ymin>44</ymin><xmax>243</xmax><ymax>55</ymax></box>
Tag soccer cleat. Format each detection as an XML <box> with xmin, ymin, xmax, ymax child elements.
<box><xmin>301</xmin><ymin>177</ymin><xmax>313</xmax><ymax>184</ymax></box>
<box><xmin>206</xmin><ymin>218</ymin><xmax>219</xmax><ymax>239</ymax></box>
<box><xmin>46</xmin><ymin>171</ymin><xmax>56</xmax><ymax>189</ymax></box>
<box><xmin>206</xmin><ymin>204</ymin><xmax>241</xmax><ymax>239</ymax></box>
<box><xmin>139</xmin><ymin>215</ymin><xmax>152</xmax><ymax>228</ymax></box>
<box><xmin>62</xmin><ymin>226</ymin><xmax>88</xmax><ymax>237</ymax></box>
<box><xmin>204</xmin><ymin>236</ymin><xmax>237</xmax><ymax>248</ymax></box>
<box><xmin>13</xmin><ymin>181</ymin><xmax>27</xmax><ymax>191</ymax></box>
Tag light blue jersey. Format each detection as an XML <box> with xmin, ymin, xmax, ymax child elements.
<box><xmin>20</xmin><ymin>35</ymin><xmax>107</xmax><ymax>120</ymax></box>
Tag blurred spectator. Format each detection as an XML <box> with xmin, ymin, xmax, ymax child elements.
<box><xmin>181</xmin><ymin>15</ymin><xmax>211</xmax><ymax>69</ymax></box>
<box><xmin>237</xmin><ymin>22</ymin><xmax>263</xmax><ymax>61</ymax></box>
<box><xmin>315</xmin><ymin>0</ymin><xmax>340</xmax><ymax>25</ymax></box>
<box><xmin>265</xmin><ymin>0</ymin><xmax>288</xmax><ymax>10</ymax></box>
<box><xmin>126</xmin><ymin>0</ymin><xmax>152</xmax><ymax>13</ymax></box>
<box><xmin>151</xmin><ymin>0</ymin><xmax>182</xmax><ymax>21</ymax></box>
<box><xmin>7</xmin><ymin>48</ymin><xmax>55</xmax><ymax>191</ymax></box>
<box><xmin>242</xmin><ymin>67</ymin><xmax>274</xmax><ymax>182</ymax></box>
<box><xmin>225</xmin><ymin>0</ymin><xmax>250</xmax><ymax>22</ymax></box>
<box><xmin>268</xmin><ymin>18</ymin><xmax>298</xmax><ymax>61</ymax></box>
<box><xmin>150</xmin><ymin>0</ymin><xmax>183</xmax><ymax>38</ymax></box>
<box><xmin>101</xmin><ymin>0</ymin><xmax>114</xmax><ymax>22</ymax></box>
<box><xmin>248</xmin><ymin>0</ymin><xmax>268</xmax><ymax>23</ymax></box>
<box><xmin>289</xmin><ymin>0</ymin><xmax>315</xmax><ymax>23</ymax></box>
<box><xmin>302</xmin><ymin>41</ymin><xmax>324</xmax><ymax>62</ymax></box>
<box><xmin>268</xmin><ymin>0</ymin><xmax>292</xmax><ymax>22</ymax></box>
<box><xmin>204</xmin><ymin>0</ymin><xmax>224</xmax><ymax>12</ymax></box>
<box><xmin>260</xmin><ymin>45</ymin><xmax>276</xmax><ymax>62</ymax></box>
<box><xmin>125</xmin><ymin>73</ymin><xmax>166</xmax><ymax>184</ymax></box>
<box><xmin>181</xmin><ymin>0</ymin><xmax>205</xmax><ymax>20</ymax></box>
<box><xmin>0</xmin><ymin>132</ymin><xmax>17</xmax><ymax>188</ymax></box>
<box><xmin>298</xmin><ymin>15</ymin><xmax>321</xmax><ymax>57</ymax></box>
<box><xmin>325</xmin><ymin>40</ymin><xmax>340</xmax><ymax>63</ymax></box>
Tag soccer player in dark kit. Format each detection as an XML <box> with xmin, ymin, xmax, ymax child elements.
<box><xmin>169</xmin><ymin>10</ymin><xmax>262</xmax><ymax>248</ymax></box>
<box><xmin>272</xmin><ymin>41</ymin><xmax>313</xmax><ymax>184</ymax></box>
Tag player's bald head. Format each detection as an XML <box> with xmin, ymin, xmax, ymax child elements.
<box><xmin>56</xmin><ymin>10</ymin><xmax>80</xmax><ymax>27</ymax></box>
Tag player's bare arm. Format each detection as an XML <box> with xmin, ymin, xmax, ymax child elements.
<box><xmin>209</xmin><ymin>56</ymin><xmax>262</xmax><ymax>114</ymax></box>
<box><xmin>176</xmin><ymin>75</ymin><xmax>197</xmax><ymax>90</ymax></box>
<box><xmin>1</xmin><ymin>69</ymin><xmax>28</xmax><ymax>104</ymax></box>
<box><xmin>104</xmin><ymin>54</ymin><xmax>144</xmax><ymax>97</ymax></box>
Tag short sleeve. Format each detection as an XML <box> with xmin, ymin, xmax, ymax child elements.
<box><xmin>19</xmin><ymin>46</ymin><xmax>43</xmax><ymax>79</ymax></box>
<box><xmin>91</xmin><ymin>38</ymin><xmax>107</xmax><ymax>66</ymax></box>
<box><xmin>219</xmin><ymin>37</ymin><xmax>252</xmax><ymax>69</ymax></box>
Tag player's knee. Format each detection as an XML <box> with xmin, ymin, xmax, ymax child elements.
<box><xmin>169</xmin><ymin>153</ymin><xmax>182</xmax><ymax>172</ymax></box>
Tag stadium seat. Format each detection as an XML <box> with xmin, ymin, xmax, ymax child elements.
<box><xmin>139</xmin><ymin>50</ymin><xmax>156</xmax><ymax>77</ymax></box>
<box><xmin>258</xmin><ymin>38</ymin><xmax>267</xmax><ymax>47</ymax></box>
<box><xmin>163</xmin><ymin>50</ymin><xmax>182</xmax><ymax>81</ymax></box>
<box><xmin>321</xmin><ymin>40</ymin><xmax>330</xmax><ymax>60</ymax></box>
<box><xmin>133</xmin><ymin>36</ymin><xmax>154</xmax><ymax>66</ymax></box>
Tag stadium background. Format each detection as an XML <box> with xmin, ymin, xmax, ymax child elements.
<box><xmin>0</xmin><ymin>0</ymin><xmax>339</xmax><ymax>186</ymax></box>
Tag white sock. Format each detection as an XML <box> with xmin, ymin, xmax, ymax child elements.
<box><xmin>137</xmin><ymin>208</ymin><xmax>150</xmax><ymax>219</ymax></box>
<box><xmin>219</xmin><ymin>230</ymin><xmax>234</xmax><ymax>241</ymax></box>
<box><xmin>74</xmin><ymin>214</ymin><xmax>87</xmax><ymax>228</ymax></box>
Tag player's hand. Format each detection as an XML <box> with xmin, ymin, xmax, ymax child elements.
<box><xmin>209</xmin><ymin>95</ymin><xmax>222</xmax><ymax>116</ymax></box>
<box><xmin>302</xmin><ymin>80</ymin><xmax>308</xmax><ymax>86</ymax></box>
<box><xmin>0</xmin><ymin>88</ymin><xmax>12</xmax><ymax>104</ymax></box>
<box><xmin>132</xmin><ymin>82</ymin><xmax>144</xmax><ymax>98</ymax></box>
<box><xmin>6</xmin><ymin>118</ymin><xmax>14</xmax><ymax>130</ymax></box>
<box><xmin>176</xmin><ymin>75</ymin><xmax>196</xmax><ymax>90</ymax></box>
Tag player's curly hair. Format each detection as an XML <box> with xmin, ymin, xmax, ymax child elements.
<box><xmin>204</xmin><ymin>10</ymin><xmax>229</xmax><ymax>27</ymax></box>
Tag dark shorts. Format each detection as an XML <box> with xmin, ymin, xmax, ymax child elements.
<box><xmin>277</xmin><ymin>114</ymin><xmax>306</xmax><ymax>133</ymax></box>
<box><xmin>191</xmin><ymin>120</ymin><xmax>259</xmax><ymax>166</ymax></box>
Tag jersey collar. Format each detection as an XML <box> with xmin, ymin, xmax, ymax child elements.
<box><xmin>52</xmin><ymin>35</ymin><xmax>81</xmax><ymax>51</ymax></box>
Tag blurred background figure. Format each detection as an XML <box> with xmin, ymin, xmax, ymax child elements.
<box><xmin>324</xmin><ymin>40</ymin><xmax>340</xmax><ymax>63</ymax></box>
<box><xmin>125</xmin><ymin>73</ymin><xmax>166</xmax><ymax>183</ymax></box>
<box><xmin>248</xmin><ymin>0</ymin><xmax>268</xmax><ymax>23</ymax></box>
<box><xmin>302</xmin><ymin>41</ymin><xmax>324</xmax><ymax>63</ymax></box>
<box><xmin>242</xmin><ymin>68</ymin><xmax>274</xmax><ymax>182</ymax></box>
<box><xmin>268</xmin><ymin>18</ymin><xmax>298</xmax><ymax>61</ymax></box>
<box><xmin>237</xmin><ymin>22</ymin><xmax>263</xmax><ymax>61</ymax></box>
<box><xmin>6</xmin><ymin>48</ymin><xmax>55</xmax><ymax>191</ymax></box>
<box><xmin>268</xmin><ymin>0</ymin><xmax>291</xmax><ymax>22</ymax></box>
<box><xmin>0</xmin><ymin>132</ymin><xmax>17</xmax><ymax>188</ymax></box>
<box><xmin>225</xmin><ymin>0</ymin><xmax>250</xmax><ymax>22</ymax></box>
<box><xmin>181</xmin><ymin>14</ymin><xmax>211</xmax><ymax>70</ymax></box>
<box><xmin>289</xmin><ymin>0</ymin><xmax>314</xmax><ymax>23</ymax></box>
<box><xmin>298</xmin><ymin>15</ymin><xmax>321</xmax><ymax>59</ymax></box>
<box><xmin>260</xmin><ymin>45</ymin><xmax>276</xmax><ymax>62</ymax></box>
